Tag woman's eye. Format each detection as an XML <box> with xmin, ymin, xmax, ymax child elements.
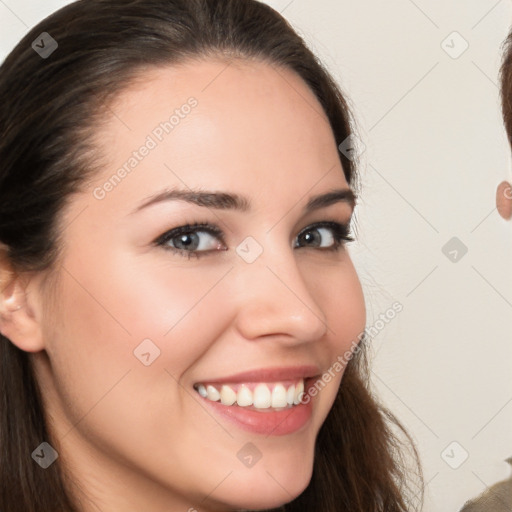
<box><xmin>295</xmin><ymin>222</ymin><xmax>354</xmax><ymax>251</ymax></box>
<box><xmin>154</xmin><ymin>221</ymin><xmax>354</xmax><ymax>259</ymax></box>
<box><xmin>154</xmin><ymin>222</ymin><xmax>225</xmax><ymax>259</ymax></box>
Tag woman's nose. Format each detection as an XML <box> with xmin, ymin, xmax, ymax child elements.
<box><xmin>230</xmin><ymin>241</ymin><xmax>330</xmax><ymax>345</ymax></box>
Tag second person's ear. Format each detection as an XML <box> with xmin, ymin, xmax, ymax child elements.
<box><xmin>496</xmin><ymin>180</ymin><xmax>512</xmax><ymax>220</ymax></box>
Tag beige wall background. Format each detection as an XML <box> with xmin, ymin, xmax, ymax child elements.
<box><xmin>1</xmin><ymin>1</ymin><xmax>511</xmax><ymax>511</ymax></box>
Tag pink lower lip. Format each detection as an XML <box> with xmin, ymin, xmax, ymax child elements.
<box><xmin>203</xmin><ymin>399</ymin><xmax>313</xmax><ymax>436</ymax></box>
<box><xmin>197</xmin><ymin>380</ymin><xmax>315</xmax><ymax>436</ymax></box>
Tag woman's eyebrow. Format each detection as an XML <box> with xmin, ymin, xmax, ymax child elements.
<box><xmin>129</xmin><ymin>187</ymin><xmax>356</xmax><ymax>215</ymax></box>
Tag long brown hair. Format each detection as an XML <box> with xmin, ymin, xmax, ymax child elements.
<box><xmin>0</xmin><ymin>1</ymin><xmax>424</xmax><ymax>510</ymax></box>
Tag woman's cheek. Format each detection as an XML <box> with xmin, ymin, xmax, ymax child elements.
<box><xmin>103</xmin><ymin>260</ymin><xmax>230</xmax><ymax>371</ymax></box>
<box><xmin>319</xmin><ymin>261</ymin><xmax>366</xmax><ymax>350</ymax></box>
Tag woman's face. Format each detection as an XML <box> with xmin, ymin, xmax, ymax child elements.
<box><xmin>31</xmin><ymin>58</ymin><xmax>366</xmax><ymax>511</ymax></box>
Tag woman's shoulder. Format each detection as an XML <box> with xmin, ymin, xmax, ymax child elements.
<box><xmin>459</xmin><ymin>457</ymin><xmax>512</xmax><ymax>511</ymax></box>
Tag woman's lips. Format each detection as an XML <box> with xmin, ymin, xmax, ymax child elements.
<box><xmin>194</xmin><ymin>365</ymin><xmax>320</xmax><ymax>385</ymax></box>
<box><xmin>195</xmin><ymin>379</ymin><xmax>305</xmax><ymax>408</ymax></box>
<box><xmin>193</xmin><ymin>375</ymin><xmax>318</xmax><ymax>436</ymax></box>
<box><xmin>201</xmin><ymin>398</ymin><xmax>313</xmax><ymax>436</ymax></box>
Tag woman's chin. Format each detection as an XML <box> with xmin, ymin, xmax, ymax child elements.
<box><xmin>205</xmin><ymin>458</ymin><xmax>313</xmax><ymax>511</ymax></box>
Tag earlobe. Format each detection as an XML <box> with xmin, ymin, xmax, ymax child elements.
<box><xmin>496</xmin><ymin>181</ymin><xmax>512</xmax><ymax>220</ymax></box>
<box><xmin>0</xmin><ymin>249</ymin><xmax>46</xmax><ymax>353</ymax></box>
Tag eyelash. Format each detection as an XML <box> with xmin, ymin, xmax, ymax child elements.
<box><xmin>153</xmin><ymin>220</ymin><xmax>355</xmax><ymax>260</ymax></box>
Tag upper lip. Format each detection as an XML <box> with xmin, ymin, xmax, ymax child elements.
<box><xmin>195</xmin><ymin>365</ymin><xmax>321</xmax><ymax>384</ymax></box>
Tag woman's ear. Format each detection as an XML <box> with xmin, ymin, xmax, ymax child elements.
<box><xmin>0</xmin><ymin>246</ymin><xmax>46</xmax><ymax>352</ymax></box>
<box><xmin>496</xmin><ymin>180</ymin><xmax>512</xmax><ymax>220</ymax></box>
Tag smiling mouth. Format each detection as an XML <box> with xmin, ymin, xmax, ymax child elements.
<box><xmin>193</xmin><ymin>378</ymin><xmax>306</xmax><ymax>411</ymax></box>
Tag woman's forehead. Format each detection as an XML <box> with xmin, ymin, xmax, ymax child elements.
<box><xmin>95</xmin><ymin>58</ymin><xmax>333</xmax><ymax>149</ymax></box>
<box><xmin>83</xmin><ymin>59</ymin><xmax>345</xmax><ymax>202</ymax></box>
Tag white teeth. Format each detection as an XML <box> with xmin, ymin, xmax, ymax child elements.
<box><xmin>293</xmin><ymin>379</ymin><xmax>304</xmax><ymax>405</ymax></box>
<box><xmin>286</xmin><ymin>384</ymin><xmax>295</xmax><ymax>405</ymax></box>
<box><xmin>253</xmin><ymin>383</ymin><xmax>272</xmax><ymax>409</ymax></box>
<box><xmin>220</xmin><ymin>385</ymin><xmax>237</xmax><ymax>406</ymax></box>
<box><xmin>206</xmin><ymin>385</ymin><xmax>220</xmax><ymax>401</ymax></box>
<box><xmin>237</xmin><ymin>385</ymin><xmax>253</xmax><ymax>407</ymax></box>
<box><xmin>196</xmin><ymin>379</ymin><xmax>306</xmax><ymax>409</ymax></box>
<box><xmin>271</xmin><ymin>384</ymin><xmax>288</xmax><ymax>408</ymax></box>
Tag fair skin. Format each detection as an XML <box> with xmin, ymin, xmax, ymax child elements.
<box><xmin>0</xmin><ymin>58</ymin><xmax>366</xmax><ymax>511</ymax></box>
